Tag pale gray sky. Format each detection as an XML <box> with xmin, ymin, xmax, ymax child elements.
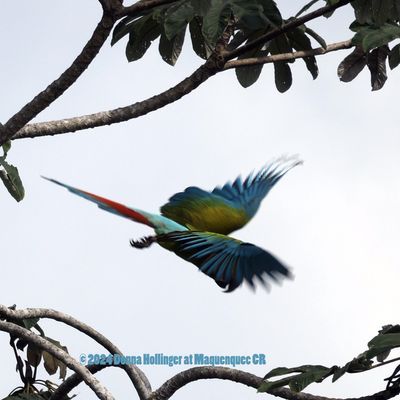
<box><xmin>2</xmin><ymin>1</ymin><xmax>400</xmax><ymax>399</ymax></box>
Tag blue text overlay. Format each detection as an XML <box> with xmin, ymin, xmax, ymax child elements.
<box><xmin>79</xmin><ymin>353</ymin><xmax>266</xmax><ymax>367</ymax></box>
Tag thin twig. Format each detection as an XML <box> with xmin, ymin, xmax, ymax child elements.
<box><xmin>0</xmin><ymin>320</ymin><xmax>114</xmax><ymax>400</ymax></box>
<box><xmin>224</xmin><ymin>40</ymin><xmax>353</xmax><ymax>70</ymax></box>
<box><xmin>370</xmin><ymin>357</ymin><xmax>400</xmax><ymax>370</ymax></box>
<box><xmin>0</xmin><ymin>305</ymin><xmax>151</xmax><ymax>400</ymax></box>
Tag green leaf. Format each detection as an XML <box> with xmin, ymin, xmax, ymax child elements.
<box><xmin>332</xmin><ymin>355</ymin><xmax>373</xmax><ymax>382</ymax></box>
<box><xmin>43</xmin><ymin>350</ymin><xmax>57</xmax><ymax>375</ymax></box>
<box><xmin>159</xmin><ymin>28</ymin><xmax>186</xmax><ymax>65</ymax></box>
<box><xmin>258</xmin><ymin>0</ymin><xmax>283</xmax><ymax>26</ymax></box>
<box><xmin>372</xmin><ymin>0</ymin><xmax>394</xmax><ymax>26</ymax></box>
<box><xmin>323</xmin><ymin>0</ymin><xmax>341</xmax><ymax>18</ymax></box>
<box><xmin>0</xmin><ymin>160</ymin><xmax>25</xmax><ymax>202</ymax></box>
<box><xmin>337</xmin><ymin>46</ymin><xmax>367</xmax><ymax>82</ymax></box>
<box><xmin>27</xmin><ymin>343</ymin><xmax>42</xmax><ymax>368</ymax></box>
<box><xmin>22</xmin><ymin>318</ymin><xmax>40</xmax><ymax>330</ymax></box>
<box><xmin>352</xmin><ymin>0</ymin><xmax>374</xmax><ymax>24</ymax></box>
<box><xmin>287</xmin><ymin>27</ymin><xmax>319</xmax><ymax>79</ymax></box>
<box><xmin>367</xmin><ymin>45</ymin><xmax>389</xmax><ymax>90</ymax></box>
<box><xmin>259</xmin><ymin>365</ymin><xmax>333</xmax><ymax>393</ymax></box>
<box><xmin>269</xmin><ymin>34</ymin><xmax>293</xmax><ymax>57</ymax></box>
<box><xmin>268</xmin><ymin>35</ymin><xmax>293</xmax><ymax>92</ymax></box>
<box><xmin>189</xmin><ymin>17</ymin><xmax>213</xmax><ymax>59</ymax></box>
<box><xmin>235</xmin><ymin>49</ymin><xmax>267</xmax><ymax>88</ymax></box>
<box><xmin>389</xmin><ymin>43</ymin><xmax>400</xmax><ymax>68</ymax></box>
<box><xmin>164</xmin><ymin>1</ymin><xmax>194</xmax><ymax>40</ymax></box>
<box><xmin>273</xmin><ymin>62</ymin><xmax>292</xmax><ymax>93</ymax></box>
<box><xmin>112</xmin><ymin>15</ymin><xmax>141</xmax><ymax>46</ymax></box>
<box><xmin>368</xmin><ymin>332</ymin><xmax>400</xmax><ymax>349</ymax></box>
<box><xmin>202</xmin><ymin>0</ymin><xmax>231</xmax><ymax>47</ymax></box>
<box><xmin>191</xmin><ymin>0</ymin><xmax>212</xmax><ymax>16</ymax></box>
<box><xmin>295</xmin><ymin>0</ymin><xmax>320</xmax><ymax>18</ymax></box>
<box><xmin>2</xmin><ymin>140</ymin><xmax>11</xmax><ymax>156</ymax></box>
<box><xmin>289</xmin><ymin>367</ymin><xmax>333</xmax><ymax>392</ymax></box>
<box><xmin>305</xmin><ymin>27</ymin><xmax>327</xmax><ymax>49</ymax></box>
<box><xmin>353</xmin><ymin>23</ymin><xmax>400</xmax><ymax>52</ymax></box>
<box><xmin>42</xmin><ymin>337</ymin><xmax>69</xmax><ymax>378</ymax></box>
<box><xmin>125</xmin><ymin>14</ymin><xmax>162</xmax><ymax>62</ymax></box>
<box><xmin>231</xmin><ymin>0</ymin><xmax>270</xmax><ymax>30</ymax></box>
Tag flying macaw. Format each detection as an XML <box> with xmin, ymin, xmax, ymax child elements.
<box><xmin>42</xmin><ymin>156</ymin><xmax>301</xmax><ymax>292</ymax></box>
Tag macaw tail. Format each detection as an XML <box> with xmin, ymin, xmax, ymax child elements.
<box><xmin>42</xmin><ymin>177</ymin><xmax>155</xmax><ymax>228</ymax></box>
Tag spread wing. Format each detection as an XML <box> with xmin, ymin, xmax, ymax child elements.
<box><xmin>160</xmin><ymin>157</ymin><xmax>302</xmax><ymax>234</ymax></box>
<box><xmin>157</xmin><ymin>231</ymin><xmax>292</xmax><ymax>292</ymax></box>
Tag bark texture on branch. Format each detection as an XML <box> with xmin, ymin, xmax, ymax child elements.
<box><xmin>224</xmin><ymin>41</ymin><xmax>353</xmax><ymax>70</ymax></box>
<box><xmin>0</xmin><ymin>305</ymin><xmax>151</xmax><ymax>400</ymax></box>
<box><xmin>13</xmin><ymin>62</ymin><xmax>219</xmax><ymax>139</ymax></box>
<box><xmin>0</xmin><ymin>320</ymin><xmax>115</xmax><ymax>400</ymax></box>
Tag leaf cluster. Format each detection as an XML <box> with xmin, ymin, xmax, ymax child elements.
<box><xmin>338</xmin><ymin>0</ymin><xmax>400</xmax><ymax>90</ymax></box>
<box><xmin>258</xmin><ymin>324</ymin><xmax>400</xmax><ymax>393</ymax></box>
<box><xmin>112</xmin><ymin>0</ymin><xmax>329</xmax><ymax>91</ymax></box>
<box><xmin>3</xmin><ymin>314</ymin><xmax>70</xmax><ymax>400</ymax></box>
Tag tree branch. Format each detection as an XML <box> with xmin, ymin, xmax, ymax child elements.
<box><xmin>51</xmin><ymin>364</ymin><xmax>107</xmax><ymax>400</ymax></box>
<box><xmin>0</xmin><ymin>320</ymin><xmax>115</xmax><ymax>400</ymax></box>
<box><xmin>0</xmin><ymin>305</ymin><xmax>151</xmax><ymax>400</ymax></box>
<box><xmin>224</xmin><ymin>40</ymin><xmax>353</xmax><ymax>70</ymax></box>
<box><xmin>0</xmin><ymin>10</ymin><xmax>115</xmax><ymax>146</ymax></box>
<box><xmin>151</xmin><ymin>366</ymin><xmax>400</xmax><ymax>400</ymax></box>
<box><xmin>12</xmin><ymin>61</ymin><xmax>219</xmax><ymax>139</ymax></box>
<box><xmin>225</xmin><ymin>0</ymin><xmax>353</xmax><ymax>61</ymax></box>
<box><xmin>12</xmin><ymin>39</ymin><xmax>353</xmax><ymax>140</ymax></box>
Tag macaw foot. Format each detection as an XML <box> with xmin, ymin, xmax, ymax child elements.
<box><xmin>130</xmin><ymin>236</ymin><xmax>157</xmax><ymax>249</ymax></box>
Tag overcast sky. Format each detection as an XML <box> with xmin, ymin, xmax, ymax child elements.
<box><xmin>2</xmin><ymin>1</ymin><xmax>400</xmax><ymax>399</ymax></box>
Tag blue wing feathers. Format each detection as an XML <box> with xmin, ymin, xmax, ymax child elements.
<box><xmin>158</xmin><ymin>231</ymin><xmax>291</xmax><ymax>292</ymax></box>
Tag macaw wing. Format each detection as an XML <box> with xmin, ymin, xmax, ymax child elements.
<box><xmin>211</xmin><ymin>156</ymin><xmax>302</xmax><ymax>219</ymax></box>
<box><xmin>157</xmin><ymin>231</ymin><xmax>292</xmax><ymax>292</ymax></box>
<box><xmin>160</xmin><ymin>157</ymin><xmax>301</xmax><ymax>234</ymax></box>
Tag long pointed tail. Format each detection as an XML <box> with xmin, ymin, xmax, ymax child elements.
<box><xmin>42</xmin><ymin>176</ymin><xmax>154</xmax><ymax>228</ymax></box>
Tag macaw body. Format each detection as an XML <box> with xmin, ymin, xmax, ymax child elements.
<box><xmin>43</xmin><ymin>156</ymin><xmax>301</xmax><ymax>292</ymax></box>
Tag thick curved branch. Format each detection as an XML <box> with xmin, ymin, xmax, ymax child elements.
<box><xmin>224</xmin><ymin>40</ymin><xmax>353</xmax><ymax>70</ymax></box>
<box><xmin>0</xmin><ymin>11</ymin><xmax>115</xmax><ymax>146</ymax></box>
<box><xmin>13</xmin><ymin>61</ymin><xmax>219</xmax><ymax>139</ymax></box>
<box><xmin>225</xmin><ymin>0</ymin><xmax>352</xmax><ymax>60</ymax></box>
<box><xmin>0</xmin><ymin>320</ymin><xmax>114</xmax><ymax>400</ymax></box>
<box><xmin>51</xmin><ymin>364</ymin><xmax>107</xmax><ymax>400</ymax></box>
<box><xmin>152</xmin><ymin>366</ymin><xmax>400</xmax><ymax>400</ymax></box>
<box><xmin>0</xmin><ymin>305</ymin><xmax>151</xmax><ymax>400</ymax></box>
